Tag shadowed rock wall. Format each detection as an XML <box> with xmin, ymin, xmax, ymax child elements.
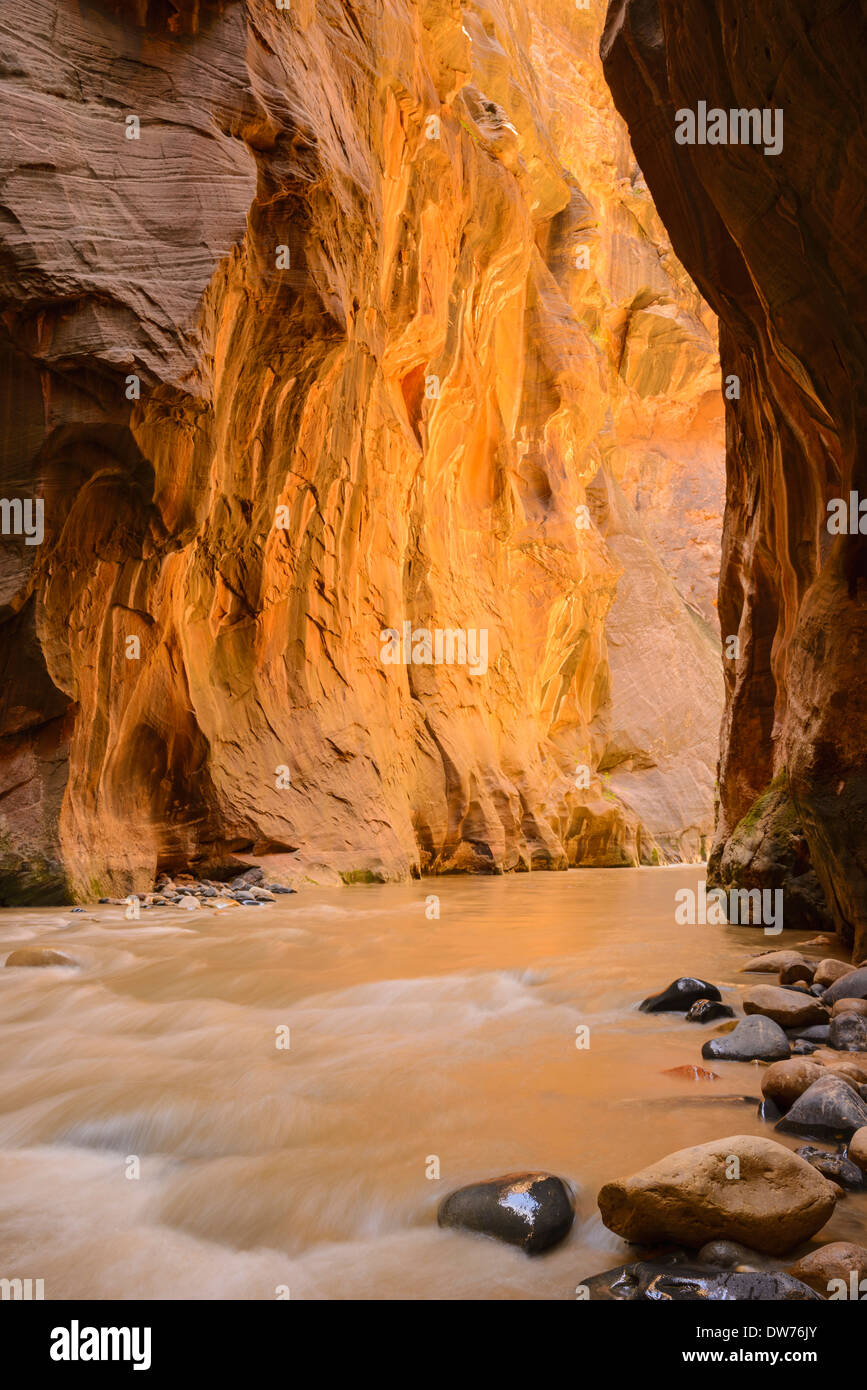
<box><xmin>602</xmin><ymin>0</ymin><xmax>867</xmax><ymax>953</ymax></box>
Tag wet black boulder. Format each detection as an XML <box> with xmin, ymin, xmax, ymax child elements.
<box><xmin>787</xmin><ymin>1024</ymin><xmax>830</xmax><ymax>1044</ymax></box>
<box><xmin>829</xmin><ymin>1013</ymin><xmax>867</xmax><ymax>1052</ymax></box>
<box><xmin>776</xmin><ymin>1074</ymin><xmax>867</xmax><ymax>1142</ymax></box>
<box><xmin>701</xmin><ymin>1015</ymin><xmax>790</xmax><ymax>1063</ymax></box>
<box><xmin>640</xmin><ymin>978</ymin><xmax>722</xmax><ymax>1014</ymax></box>
<box><xmin>579</xmin><ymin>1261</ymin><xmax>821</xmax><ymax>1301</ymax></box>
<box><xmin>796</xmin><ymin>1145</ymin><xmax>865</xmax><ymax>1190</ymax></box>
<box><xmin>685</xmin><ymin>999</ymin><xmax>736</xmax><ymax>1024</ymax></box>
<box><xmin>437</xmin><ymin>1172</ymin><xmax>574</xmax><ymax>1254</ymax></box>
<box><xmin>823</xmin><ymin>967</ymin><xmax>867</xmax><ymax>1005</ymax></box>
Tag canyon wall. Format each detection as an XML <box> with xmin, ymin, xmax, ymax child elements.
<box><xmin>0</xmin><ymin>0</ymin><xmax>723</xmax><ymax>900</ymax></box>
<box><xmin>602</xmin><ymin>0</ymin><xmax>867</xmax><ymax>954</ymax></box>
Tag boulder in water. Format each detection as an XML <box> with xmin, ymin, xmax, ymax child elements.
<box><xmin>795</xmin><ymin>1145</ymin><xmax>865</xmax><ymax>1190</ymax></box>
<box><xmin>437</xmin><ymin>1172</ymin><xmax>574</xmax><ymax>1253</ymax></box>
<box><xmin>743</xmin><ymin>985</ymin><xmax>828</xmax><ymax>1029</ymax></box>
<box><xmin>824</xmin><ymin>967</ymin><xmax>867</xmax><ymax>1004</ymax></box>
<box><xmin>829</xmin><ymin>1012</ymin><xmax>867</xmax><ymax>1052</ymax></box>
<box><xmin>761</xmin><ymin>1058</ymin><xmax>825</xmax><ymax>1110</ymax></box>
<box><xmin>831</xmin><ymin>998</ymin><xmax>867</xmax><ymax>1018</ymax></box>
<box><xmin>580</xmin><ymin>1260</ymin><xmax>821</xmax><ymax>1301</ymax></box>
<box><xmin>789</xmin><ymin>1241</ymin><xmax>867</xmax><ymax>1296</ymax></box>
<box><xmin>739</xmin><ymin>950</ymin><xmax>809</xmax><ymax>974</ymax></box>
<box><xmin>597</xmin><ymin>1135</ymin><xmax>836</xmax><ymax>1255</ymax></box>
<box><xmin>639</xmin><ymin>978</ymin><xmax>722</xmax><ymax>1014</ymax></box>
<box><xmin>780</xmin><ymin>960</ymin><xmax>816</xmax><ymax>986</ymax></box>
<box><xmin>685</xmin><ymin>999</ymin><xmax>735</xmax><ymax>1023</ymax></box>
<box><xmin>701</xmin><ymin>1015</ymin><xmax>790</xmax><ymax>1063</ymax></box>
<box><xmin>848</xmin><ymin>1128</ymin><xmax>867</xmax><ymax>1174</ymax></box>
<box><xmin>787</xmin><ymin>1024</ymin><xmax>830</xmax><ymax>1043</ymax></box>
<box><xmin>814</xmin><ymin>959</ymin><xmax>855</xmax><ymax>988</ymax></box>
<box><xmin>776</xmin><ymin>1074</ymin><xmax>867</xmax><ymax>1141</ymax></box>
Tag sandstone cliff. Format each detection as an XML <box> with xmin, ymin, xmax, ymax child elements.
<box><xmin>0</xmin><ymin>0</ymin><xmax>722</xmax><ymax>900</ymax></box>
<box><xmin>602</xmin><ymin>0</ymin><xmax>867</xmax><ymax>954</ymax></box>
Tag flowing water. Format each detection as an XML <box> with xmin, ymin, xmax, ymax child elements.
<box><xmin>1</xmin><ymin>867</ymin><xmax>864</xmax><ymax>1300</ymax></box>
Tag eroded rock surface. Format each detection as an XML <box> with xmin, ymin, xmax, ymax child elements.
<box><xmin>0</xmin><ymin>1</ymin><xmax>724</xmax><ymax>898</ymax></box>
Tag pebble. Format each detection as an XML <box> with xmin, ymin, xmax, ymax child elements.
<box><xmin>697</xmin><ymin>1240</ymin><xmax>781</xmax><ymax>1272</ymax></box>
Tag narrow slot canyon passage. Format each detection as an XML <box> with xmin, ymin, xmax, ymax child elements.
<box><xmin>0</xmin><ymin>0</ymin><xmax>865</xmax><ymax>1316</ymax></box>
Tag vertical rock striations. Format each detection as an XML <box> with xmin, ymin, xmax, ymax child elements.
<box><xmin>602</xmin><ymin>0</ymin><xmax>867</xmax><ymax>953</ymax></box>
<box><xmin>0</xmin><ymin>0</ymin><xmax>722</xmax><ymax>898</ymax></box>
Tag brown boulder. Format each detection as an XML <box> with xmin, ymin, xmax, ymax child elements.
<box><xmin>789</xmin><ymin>1242</ymin><xmax>867</xmax><ymax>1297</ymax></box>
<box><xmin>849</xmin><ymin>1128</ymin><xmax>867</xmax><ymax>1175</ymax></box>
<box><xmin>831</xmin><ymin>998</ymin><xmax>867</xmax><ymax>1019</ymax></box>
<box><xmin>780</xmin><ymin>960</ymin><xmax>816</xmax><ymax>986</ymax></box>
<box><xmin>739</xmin><ymin>951</ymin><xmax>809</xmax><ymax>975</ymax></box>
<box><xmin>825</xmin><ymin>1062</ymin><xmax>867</xmax><ymax>1088</ymax></box>
<box><xmin>814</xmin><ymin>959</ymin><xmax>855</xmax><ymax>988</ymax></box>
<box><xmin>743</xmin><ymin>985</ymin><xmax>828</xmax><ymax>1029</ymax></box>
<box><xmin>761</xmin><ymin>1059</ymin><xmax>825</xmax><ymax>1111</ymax></box>
<box><xmin>597</xmin><ymin>1135</ymin><xmax>836</xmax><ymax>1255</ymax></box>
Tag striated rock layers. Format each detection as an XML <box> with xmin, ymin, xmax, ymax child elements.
<box><xmin>602</xmin><ymin>0</ymin><xmax>867</xmax><ymax>954</ymax></box>
<box><xmin>0</xmin><ymin>0</ymin><xmax>722</xmax><ymax>900</ymax></box>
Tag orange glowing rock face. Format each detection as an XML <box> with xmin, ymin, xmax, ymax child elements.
<box><xmin>0</xmin><ymin>1</ymin><xmax>723</xmax><ymax>901</ymax></box>
<box><xmin>661</xmin><ymin>1065</ymin><xmax>720</xmax><ymax>1082</ymax></box>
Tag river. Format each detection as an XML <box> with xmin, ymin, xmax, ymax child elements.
<box><xmin>1</xmin><ymin>867</ymin><xmax>864</xmax><ymax>1299</ymax></box>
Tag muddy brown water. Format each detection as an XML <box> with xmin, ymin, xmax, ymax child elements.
<box><xmin>0</xmin><ymin>867</ymin><xmax>863</xmax><ymax>1299</ymax></box>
